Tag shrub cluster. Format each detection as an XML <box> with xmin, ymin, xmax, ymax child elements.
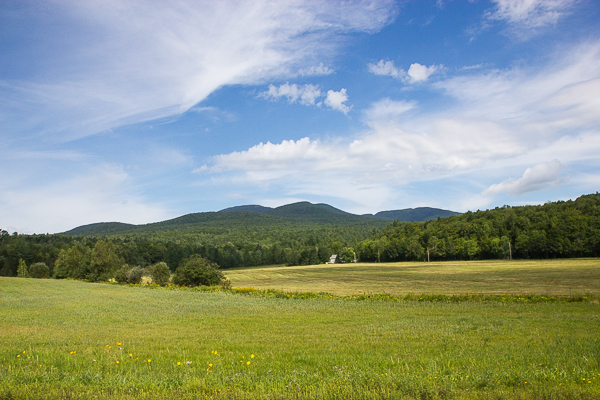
<box><xmin>172</xmin><ymin>255</ymin><xmax>225</xmax><ymax>287</ymax></box>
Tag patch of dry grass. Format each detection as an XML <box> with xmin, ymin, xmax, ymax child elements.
<box><xmin>224</xmin><ymin>259</ymin><xmax>600</xmax><ymax>295</ymax></box>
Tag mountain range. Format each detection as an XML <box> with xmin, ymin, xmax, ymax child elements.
<box><xmin>64</xmin><ymin>201</ymin><xmax>460</xmax><ymax>236</ymax></box>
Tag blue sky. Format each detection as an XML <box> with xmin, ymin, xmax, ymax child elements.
<box><xmin>2</xmin><ymin>0</ymin><xmax>600</xmax><ymax>234</ymax></box>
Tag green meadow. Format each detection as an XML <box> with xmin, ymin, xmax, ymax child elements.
<box><xmin>1</xmin><ymin>260</ymin><xmax>600</xmax><ymax>399</ymax></box>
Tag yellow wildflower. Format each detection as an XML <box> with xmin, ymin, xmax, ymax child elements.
<box><xmin>251</xmin><ymin>354</ymin><xmax>254</xmax><ymax>359</ymax></box>
<box><xmin>247</xmin><ymin>361</ymin><xmax>251</xmax><ymax>365</ymax></box>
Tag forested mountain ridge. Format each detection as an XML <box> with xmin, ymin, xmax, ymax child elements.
<box><xmin>65</xmin><ymin>202</ymin><xmax>387</xmax><ymax>236</ymax></box>
<box><xmin>66</xmin><ymin>201</ymin><xmax>460</xmax><ymax>236</ymax></box>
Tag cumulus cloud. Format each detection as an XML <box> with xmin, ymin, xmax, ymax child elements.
<box><xmin>0</xmin><ymin>0</ymin><xmax>396</xmax><ymax>141</ymax></box>
<box><xmin>260</xmin><ymin>83</ymin><xmax>323</xmax><ymax>106</ymax></box>
<box><xmin>368</xmin><ymin>60</ymin><xmax>440</xmax><ymax>83</ymax></box>
<box><xmin>325</xmin><ymin>89</ymin><xmax>351</xmax><ymax>114</ymax></box>
<box><xmin>208</xmin><ymin>138</ymin><xmax>330</xmax><ymax>174</ymax></box>
<box><xmin>260</xmin><ymin>84</ymin><xmax>351</xmax><ymax>112</ymax></box>
<box><xmin>483</xmin><ymin>160</ymin><xmax>564</xmax><ymax>196</ymax></box>
<box><xmin>368</xmin><ymin>60</ymin><xmax>405</xmax><ymax>79</ymax></box>
<box><xmin>407</xmin><ymin>63</ymin><xmax>439</xmax><ymax>83</ymax></box>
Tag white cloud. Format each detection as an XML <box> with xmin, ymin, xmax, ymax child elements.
<box><xmin>325</xmin><ymin>89</ymin><xmax>351</xmax><ymax>114</ymax></box>
<box><xmin>297</xmin><ymin>63</ymin><xmax>335</xmax><ymax>76</ymax></box>
<box><xmin>483</xmin><ymin>160</ymin><xmax>564</xmax><ymax>196</ymax></box>
<box><xmin>487</xmin><ymin>0</ymin><xmax>578</xmax><ymax>36</ymax></box>
<box><xmin>260</xmin><ymin>83</ymin><xmax>351</xmax><ymax>112</ymax></box>
<box><xmin>368</xmin><ymin>60</ymin><xmax>405</xmax><ymax>79</ymax></box>
<box><xmin>368</xmin><ymin>60</ymin><xmax>440</xmax><ymax>83</ymax></box>
<box><xmin>407</xmin><ymin>63</ymin><xmax>439</xmax><ymax>83</ymax></box>
<box><xmin>364</xmin><ymin>98</ymin><xmax>415</xmax><ymax>120</ymax></box>
<box><xmin>434</xmin><ymin>42</ymin><xmax>600</xmax><ymax>125</ymax></box>
<box><xmin>260</xmin><ymin>83</ymin><xmax>323</xmax><ymax>106</ymax></box>
<box><xmin>208</xmin><ymin>138</ymin><xmax>330</xmax><ymax>173</ymax></box>
<box><xmin>0</xmin><ymin>1</ymin><xmax>396</xmax><ymax>141</ymax></box>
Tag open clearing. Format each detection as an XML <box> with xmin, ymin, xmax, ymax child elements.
<box><xmin>225</xmin><ymin>259</ymin><xmax>600</xmax><ymax>296</ymax></box>
<box><xmin>1</xmin><ymin>260</ymin><xmax>600</xmax><ymax>399</ymax></box>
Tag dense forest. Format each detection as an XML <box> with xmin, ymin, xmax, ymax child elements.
<box><xmin>1</xmin><ymin>193</ymin><xmax>598</xmax><ymax>281</ymax></box>
<box><xmin>356</xmin><ymin>193</ymin><xmax>600</xmax><ymax>262</ymax></box>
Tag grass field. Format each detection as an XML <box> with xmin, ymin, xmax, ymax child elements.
<box><xmin>224</xmin><ymin>259</ymin><xmax>600</xmax><ymax>296</ymax></box>
<box><xmin>1</xmin><ymin>260</ymin><xmax>600</xmax><ymax>399</ymax></box>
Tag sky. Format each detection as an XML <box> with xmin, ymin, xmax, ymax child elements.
<box><xmin>1</xmin><ymin>0</ymin><xmax>600</xmax><ymax>234</ymax></box>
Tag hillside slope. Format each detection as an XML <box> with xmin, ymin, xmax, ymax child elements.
<box><xmin>369</xmin><ymin>207</ymin><xmax>460</xmax><ymax>222</ymax></box>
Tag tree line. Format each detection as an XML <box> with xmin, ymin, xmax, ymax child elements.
<box><xmin>1</xmin><ymin>193</ymin><xmax>599</xmax><ymax>281</ymax></box>
<box><xmin>355</xmin><ymin>193</ymin><xmax>600</xmax><ymax>262</ymax></box>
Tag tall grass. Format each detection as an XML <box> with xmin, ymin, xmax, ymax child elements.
<box><xmin>1</xmin><ymin>277</ymin><xmax>599</xmax><ymax>399</ymax></box>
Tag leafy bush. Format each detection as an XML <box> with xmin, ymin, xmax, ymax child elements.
<box><xmin>29</xmin><ymin>262</ymin><xmax>49</xmax><ymax>279</ymax></box>
<box><xmin>114</xmin><ymin>264</ymin><xmax>129</xmax><ymax>283</ymax></box>
<box><xmin>125</xmin><ymin>266</ymin><xmax>145</xmax><ymax>284</ymax></box>
<box><xmin>150</xmin><ymin>262</ymin><xmax>171</xmax><ymax>286</ymax></box>
<box><xmin>115</xmin><ymin>264</ymin><xmax>145</xmax><ymax>284</ymax></box>
<box><xmin>173</xmin><ymin>255</ymin><xmax>224</xmax><ymax>287</ymax></box>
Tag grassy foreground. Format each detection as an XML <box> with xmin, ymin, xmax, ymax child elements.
<box><xmin>224</xmin><ymin>259</ymin><xmax>600</xmax><ymax>296</ymax></box>
<box><xmin>1</xmin><ymin>269</ymin><xmax>600</xmax><ymax>399</ymax></box>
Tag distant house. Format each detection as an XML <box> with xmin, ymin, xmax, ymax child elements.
<box><xmin>329</xmin><ymin>254</ymin><xmax>339</xmax><ymax>264</ymax></box>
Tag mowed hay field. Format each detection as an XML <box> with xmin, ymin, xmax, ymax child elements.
<box><xmin>224</xmin><ymin>259</ymin><xmax>600</xmax><ymax>296</ymax></box>
<box><xmin>1</xmin><ymin>260</ymin><xmax>600</xmax><ymax>399</ymax></box>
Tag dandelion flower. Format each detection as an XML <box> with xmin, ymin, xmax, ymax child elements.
<box><xmin>23</xmin><ymin>351</ymin><xmax>26</xmax><ymax>354</ymax></box>
<box><xmin>177</xmin><ymin>362</ymin><xmax>181</xmax><ymax>366</ymax></box>
<box><xmin>209</xmin><ymin>363</ymin><xmax>212</xmax><ymax>367</ymax></box>
<box><xmin>247</xmin><ymin>361</ymin><xmax>251</xmax><ymax>365</ymax></box>
<box><xmin>116</xmin><ymin>342</ymin><xmax>122</xmax><ymax>346</ymax></box>
<box><xmin>148</xmin><ymin>359</ymin><xmax>151</xmax><ymax>363</ymax></box>
<box><xmin>129</xmin><ymin>353</ymin><xmax>133</xmax><ymax>357</ymax></box>
<box><xmin>17</xmin><ymin>355</ymin><xmax>20</xmax><ymax>358</ymax></box>
<box><xmin>251</xmin><ymin>354</ymin><xmax>254</xmax><ymax>359</ymax></box>
<box><xmin>116</xmin><ymin>361</ymin><xmax>119</xmax><ymax>364</ymax></box>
